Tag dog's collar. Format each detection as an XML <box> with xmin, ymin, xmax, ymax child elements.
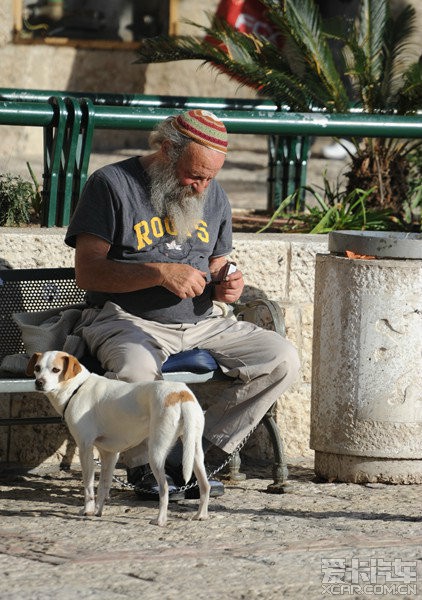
<box><xmin>62</xmin><ymin>382</ymin><xmax>84</xmax><ymax>422</ymax></box>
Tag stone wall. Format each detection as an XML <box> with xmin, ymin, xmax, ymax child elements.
<box><xmin>0</xmin><ymin>228</ymin><xmax>328</xmax><ymax>469</ymax></box>
<box><xmin>0</xmin><ymin>0</ymin><xmax>255</xmax><ymax>160</ymax></box>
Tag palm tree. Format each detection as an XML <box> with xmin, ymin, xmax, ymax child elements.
<box><xmin>135</xmin><ymin>0</ymin><xmax>422</xmax><ymax>217</ymax></box>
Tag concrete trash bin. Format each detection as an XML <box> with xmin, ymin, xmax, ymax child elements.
<box><xmin>310</xmin><ymin>231</ymin><xmax>422</xmax><ymax>483</ymax></box>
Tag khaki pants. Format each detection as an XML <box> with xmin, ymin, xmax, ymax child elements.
<box><xmin>79</xmin><ymin>302</ymin><xmax>300</xmax><ymax>466</ymax></box>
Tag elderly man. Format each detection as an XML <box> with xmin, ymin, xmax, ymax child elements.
<box><xmin>65</xmin><ymin>109</ymin><xmax>300</xmax><ymax>500</ymax></box>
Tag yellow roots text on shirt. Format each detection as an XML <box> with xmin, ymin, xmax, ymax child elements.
<box><xmin>134</xmin><ymin>217</ymin><xmax>209</xmax><ymax>249</ymax></box>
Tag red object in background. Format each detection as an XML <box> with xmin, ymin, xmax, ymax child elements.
<box><xmin>213</xmin><ymin>0</ymin><xmax>284</xmax><ymax>47</ymax></box>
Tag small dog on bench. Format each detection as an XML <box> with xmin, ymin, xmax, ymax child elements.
<box><xmin>26</xmin><ymin>351</ymin><xmax>210</xmax><ymax>526</ymax></box>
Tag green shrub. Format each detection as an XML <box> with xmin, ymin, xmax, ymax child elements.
<box><xmin>0</xmin><ymin>173</ymin><xmax>35</xmax><ymax>226</ymax></box>
<box><xmin>405</xmin><ymin>147</ymin><xmax>422</xmax><ymax>229</ymax></box>
<box><xmin>257</xmin><ymin>177</ymin><xmax>404</xmax><ymax>234</ymax></box>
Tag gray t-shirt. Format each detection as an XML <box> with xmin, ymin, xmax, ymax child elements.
<box><xmin>65</xmin><ymin>157</ymin><xmax>233</xmax><ymax>324</ymax></box>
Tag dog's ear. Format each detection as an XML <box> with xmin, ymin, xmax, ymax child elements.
<box><xmin>26</xmin><ymin>353</ymin><xmax>42</xmax><ymax>376</ymax></box>
<box><xmin>62</xmin><ymin>354</ymin><xmax>82</xmax><ymax>381</ymax></box>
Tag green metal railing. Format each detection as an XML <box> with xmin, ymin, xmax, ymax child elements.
<box><xmin>0</xmin><ymin>88</ymin><xmax>278</xmax><ymax>109</ymax></box>
<box><xmin>1</xmin><ymin>89</ymin><xmax>421</xmax><ymax>227</ymax></box>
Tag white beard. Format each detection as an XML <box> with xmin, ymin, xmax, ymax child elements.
<box><xmin>147</xmin><ymin>158</ymin><xmax>207</xmax><ymax>242</ymax></box>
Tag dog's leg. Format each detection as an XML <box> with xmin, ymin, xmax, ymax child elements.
<box><xmin>192</xmin><ymin>445</ymin><xmax>210</xmax><ymax>521</ymax></box>
<box><xmin>148</xmin><ymin>457</ymin><xmax>170</xmax><ymax>527</ymax></box>
<box><xmin>95</xmin><ymin>450</ymin><xmax>119</xmax><ymax>517</ymax></box>
<box><xmin>79</xmin><ymin>444</ymin><xmax>96</xmax><ymax>516</ymax></box>
<box><xmin>147</xmin><ymin>426</ymin><xmax>179</xmax><ymax>527</ymax></box>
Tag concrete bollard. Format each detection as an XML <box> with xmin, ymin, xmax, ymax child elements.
<box><xmin>310</xmin><ymin>232</ymin><xmax>422</xmax><ymax>483</ymax></box>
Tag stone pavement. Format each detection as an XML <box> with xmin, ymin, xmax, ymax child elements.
<box><xmin>0</xmin><ymin>457</ymin><xmax>421</xmax><ymax>600</ymax></box>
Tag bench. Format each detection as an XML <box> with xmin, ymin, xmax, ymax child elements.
<box><xmin>0</xmin><ymin>267</ymin><xmax>288</xmax><ymax>491</ymax></box>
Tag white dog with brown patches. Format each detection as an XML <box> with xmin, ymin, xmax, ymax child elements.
<box><xmin>26</xmin><ymin>351</ymin><xmax>210</xmax><ymax>526</ymax></box>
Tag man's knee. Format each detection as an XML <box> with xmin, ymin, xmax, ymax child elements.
<box><xmin>100</xmin><ymin>345</ymin><xmax>161</xmax><ymax>383</ymax></box>
<box><xmin>262</xmin><ymin>330</ymin><xmax>301</xmax><ymax>381</ymax></box>
<box><xmin>284</xmin><ymin>342</ymin><xmax>301</xmax><ymax>379</ymax></box>
<box><xmin>275</xmin><ymin>336</ymin><xmax>301</xmax><ymax>386</ymax></box>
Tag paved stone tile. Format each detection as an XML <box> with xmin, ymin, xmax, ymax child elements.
<box><xmin>0</xmin><ymin>458</ymin><xmax>421</xmax><ymax>599</ymax></box>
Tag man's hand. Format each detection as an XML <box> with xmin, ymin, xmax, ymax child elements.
<box><xmin>212</xmin><ymin>268</ymin><xmax>244</xmax><ymax>303</ymax></box>
<box><xmin>159</xmin><ymin>263</ymin><xmax>207</xmax><ymax>298</ymax></box>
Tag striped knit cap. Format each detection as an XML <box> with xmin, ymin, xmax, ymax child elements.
<box><xmin>173</xmin><ymin>109</ymin><xmax>228</xmax><ymax>155</ymax></box>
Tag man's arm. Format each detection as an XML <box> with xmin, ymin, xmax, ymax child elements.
<box><xmin>75</xmin><ymin>233</ymin><xmax>207</xmax><ymax>300</ymax></box>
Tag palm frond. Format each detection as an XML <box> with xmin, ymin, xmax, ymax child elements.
<box><xmin>357</xmin><ymin>0</ymin><xmax>388</xmax><ymax>82</ymax></box>
<box><xmin>282</xmin><ymin>0</ymin><xmax>349</xmax><ymax>110</ymax></box>
<box><xmin>135</xmin><ymin>0</ymin><xmax>419</xmax><ymax>118</ymax></box>
<box><xmin>396</xmin><ymin>61</ymin><xmax>422</xmax><ymax>114</ymax></box>
<box><xmin>342</xmin><ymin>40</ymin><xmax>367</xmax><ymax>107</ymax></box>
<box><xmin>385</xmin><ymin>4</ymin><xmax>417</xmax><ymax>65</ymax></box>
<box><xmin>135</xmin><ymin>34</ymin><xmax>211</xmax><ymax>64</ymax></box>
<box><xmin>380</xmin><ymin>4</ymin><xmax>417</xmax><ymax>107</ymax></box>
<box><xmin>346</xmin><ymin>0</ymin><xmax>389</xmax><ymax>111</ymax></box>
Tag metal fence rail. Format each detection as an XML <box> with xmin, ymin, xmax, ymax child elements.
<box><xmin>0</xmin><ymin>88</ymin><xmax>278</xmax><ymax>110</ymax></box>
<box><xmin>2</xmin><ymin>97</ymin><xmax>421</xmax><ymax>136</ymax></box>
<box><xmin>1</xmin><ymin>89</ymin><xmax>421</xmax><ymax>227</ymax></box>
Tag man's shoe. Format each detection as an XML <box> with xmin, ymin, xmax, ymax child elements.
<box><xmin>165</xmin><ymin>464</ymin><xmax>225</xmax><ymax>499</ymax></box>
<box><xmin>127</xmin><ymin>466</ymin><xmax>185</xmax><ymax>502</ymax></box>
<box><xmin>184</xmin><ymin>478</ymin><xmax>225</xmax><ymax>499</ymax></box>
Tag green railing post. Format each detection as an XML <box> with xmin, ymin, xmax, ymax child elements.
<box><xmin>74</xmin><ymin>97</ymin><xmax>95</xmax><ymax>211</ymax></box>
<box><xmin>42</xmin><ymin>97</ymin><xmax>68</xmax><ymax>227</ymax></box>
<box><xmin>266</xmin><ymin>135</ymin><xmax>310</xmax><ymax>211</ymax></box>
<box><xmin>58</xmin><ymin>97</ymin><xmax>82</xmax><ymax>227</ymax></box>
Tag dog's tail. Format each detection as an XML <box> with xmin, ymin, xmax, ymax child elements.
<box><xmin>181</xmin><ymin>399</ymin><xmax>203</xmax><ymax>484</ymax></box>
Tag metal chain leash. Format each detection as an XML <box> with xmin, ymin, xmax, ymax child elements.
<box><xmin>93</xmin><ymin>424</ymin><xmax>257</xmax><ymax>495</ymax></box>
